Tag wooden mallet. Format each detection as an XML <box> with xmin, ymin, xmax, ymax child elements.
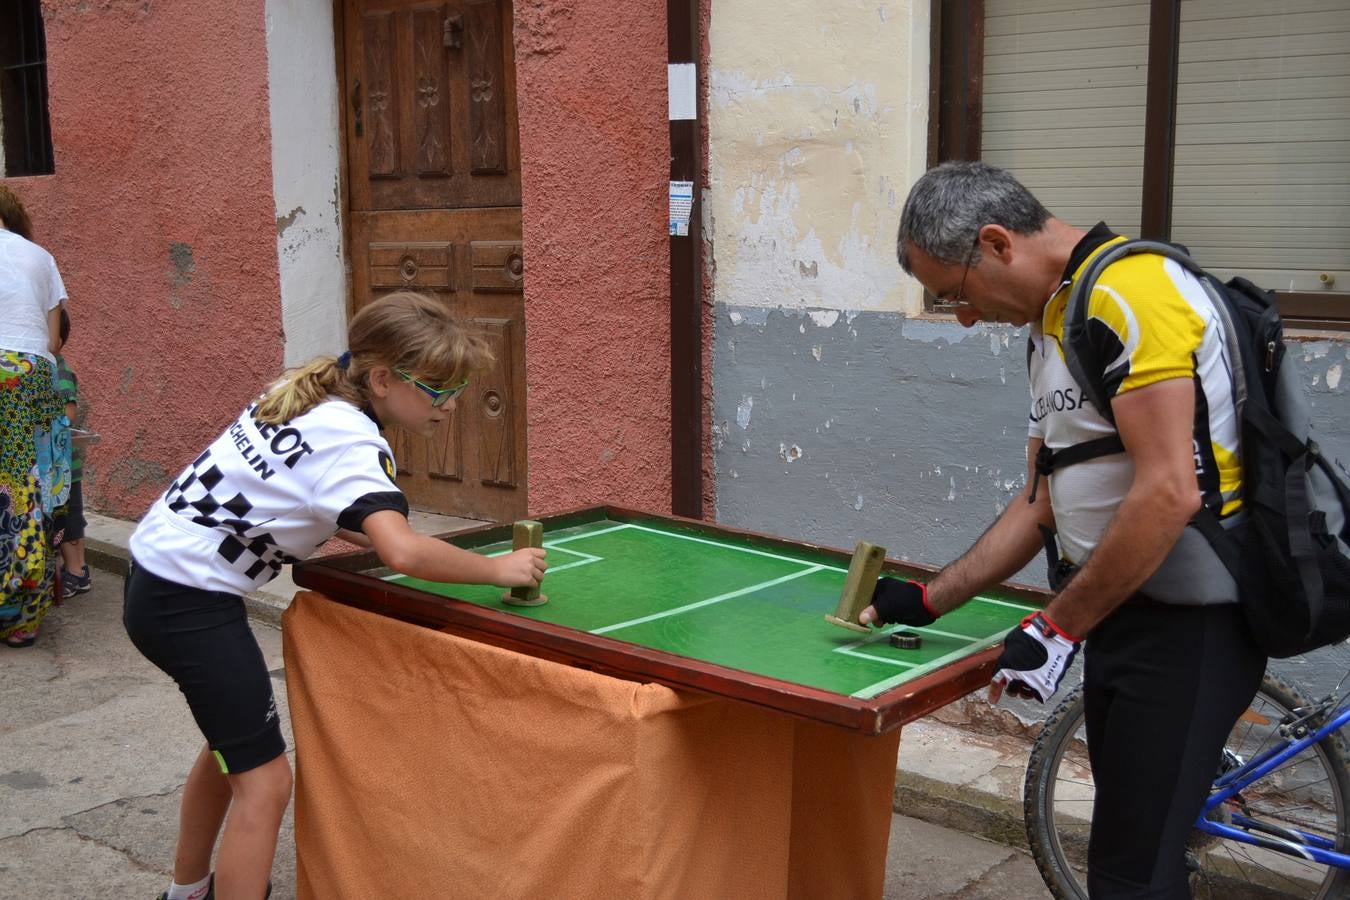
<box><xmin>825</xmin><ymin>540</ymin><xmax>886</xmax><ymax>633</ymax></box>
<box><xmin>501</xmin><ymin>519</ymin><xmax>548</xmax><ymax>607</ymax></box>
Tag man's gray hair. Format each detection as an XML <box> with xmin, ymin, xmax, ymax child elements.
<box><xmin>896</xmin><ymin>161</ymin><xmax>1051</xmax><ymax>273</ymax></box>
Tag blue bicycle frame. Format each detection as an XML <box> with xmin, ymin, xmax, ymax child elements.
<box><xmin>1197</xmin><ymin>702</ymin><xmax>1350</xmax><ymax>868</ymax></box>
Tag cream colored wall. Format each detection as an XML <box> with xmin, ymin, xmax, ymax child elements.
<box><xmin>708</xmin><ymin>1</ymin><xmax>931</xmax><ymax>314</ymax></box>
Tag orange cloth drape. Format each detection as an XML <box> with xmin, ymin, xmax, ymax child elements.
<box><xmin>283</xmin><ymin>591</ymin><xmax>901</xmax><ymax>899</ymax></box>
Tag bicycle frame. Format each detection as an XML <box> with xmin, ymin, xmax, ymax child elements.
<box><xmin>1197</xmin><ymin>702</ymin><xmax>1350</xmax><ymax>868</ymax></box>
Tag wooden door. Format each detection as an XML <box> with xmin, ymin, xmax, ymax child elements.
<box><xmin>342</xmin><ymin>0</ymin><xmax>526</xmax><ymax>522</ymax></box>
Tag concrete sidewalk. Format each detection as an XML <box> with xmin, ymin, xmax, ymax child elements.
<box><xmin>0</xmin><ymin>513</ymin><xmax>1049</xmax><ymax>898</ymax></box>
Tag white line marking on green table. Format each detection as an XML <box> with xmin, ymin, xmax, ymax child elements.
<box><xmin>591</xmin><ymin>565</ymin><xmax>826</xmax><ymax>635</ymax></box>
<box><xmin>834</xmin><ymin>646</ymin><xmax>919</xmax><ymax>668</ymax></box>
<box><xmin>978</xmin><ymin>596</ymin><xmax>1039</xmax><ymax>614</ymax></box>
<box><xmin>850</xmin><ymin>633</ymin><xmax>1005</xmax><ymax>699</ymax></box>
<box><xmin>451</xmin><ymin>519</ymin><xmax>1037</xmax><ymax>636</ymax></box>
<box><xmin>545</xmin><ymin>523</ymin><xmax>631</xmax><ymax>545</ymax></box>
<box><xmin>590</xmin><ymin>523</ymin><xmax>1031</xmax><ymax>621</ymax></box>
<box><xmin>622</xmin><ymin>523</ymin><xmax>849</xmax><ymax>571</ymax></box>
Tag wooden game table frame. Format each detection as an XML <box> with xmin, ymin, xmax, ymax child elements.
<box><xmin>291</xmin><ymin>504</ymin><xmax>1048</xmax><ymax>735</ymax></box>
<box><xmin>284</xmin><ymin>505</ymin><xmax>1050</xmax><ymax>899</ymax></box>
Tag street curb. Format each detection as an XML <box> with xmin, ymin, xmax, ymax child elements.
<box><xmin>894</xmin><ymin>770</ymin><xmax>1028</xmax><ymax>850</ymax></box>
<box><xmin>85</xmin><ymin>535</ymin><xmax>130</xmax><ymax>579</ymax></box>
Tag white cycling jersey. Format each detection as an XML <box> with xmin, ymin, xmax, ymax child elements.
<box><xmin>131</xmin><ymin>397</ymin><xmax>407</xmax><ymax>594</ymax></box>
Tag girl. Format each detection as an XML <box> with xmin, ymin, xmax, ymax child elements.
<box><xmin>124</xmin><ymin>291</ymin><xmax>546</xmax><ymax>900</ymax></box>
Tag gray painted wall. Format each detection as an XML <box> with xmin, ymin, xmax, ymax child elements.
<box><xmin>712</xmin><ymin>305</ymin><xmax>1350</xmax><ymax>693</ymax></box>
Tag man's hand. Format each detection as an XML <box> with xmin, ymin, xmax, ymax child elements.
<box><xmin>859</xmin><ymin>577</ymin><xmax>938</xmax><ymax>627</ymax></box>
<box><xmin>988</xmin><ymin>612</ymin><xmax>1080</xmax><ymax>704</ymax></box>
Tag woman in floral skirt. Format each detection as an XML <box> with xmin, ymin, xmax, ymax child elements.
<box><xmin>0</xmin><ymin>185</ymin><xmax>71</xmax><ymax>648</ymax></box>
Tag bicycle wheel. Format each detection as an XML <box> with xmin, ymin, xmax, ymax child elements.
<box><xmin>1024</xmin><ymin>675</ymin><xmax>1350</xmax><ymax>899</ymax></box>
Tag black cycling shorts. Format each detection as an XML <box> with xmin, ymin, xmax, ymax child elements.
<box><xmin>122</xmin><ymin>561</ymin><xmax>285</xmax><ymax>775</ymax></box>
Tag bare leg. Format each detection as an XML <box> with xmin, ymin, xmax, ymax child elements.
<box><xmin>213</xmin><ymin>754</ymin><xmax>292</xmax><ymax>900</ymax></box>
<box><xmin>174</xmin><ymin>743</ymin><xmax>233</xmax><ymax>884</ymax></box>
<box><xmin>59</xmin><ymin>537</ymin><xmax>86</xmax><ymax>573</ymax></box>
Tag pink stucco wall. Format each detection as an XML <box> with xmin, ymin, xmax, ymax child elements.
<box><xmin>514</xmin><ymin>1</ymin><xmax>675</xmax><ymax>515</ymax></box>
<box><xmin>12</xmin><ymin>1</ymin><xmax>281</xmax><ymax>519</ymax></box>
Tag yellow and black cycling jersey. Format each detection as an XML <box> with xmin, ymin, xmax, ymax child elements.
<box><xmin>1028</xmin><ymin>225</ymin><xmax>1242</xmax><ymax>603</ymax></box>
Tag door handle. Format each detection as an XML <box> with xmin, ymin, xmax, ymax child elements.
<box><xmin>444</xmin><ymin>14</ymin><xmax>464</xmax><ymax>49</ymax></box>
<box><xmin>351</xmin><ymin>79</ymin><xmax>363</xmax><ymax>137</ymax></box>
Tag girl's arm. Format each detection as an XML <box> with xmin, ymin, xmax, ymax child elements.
<box><xmin>334</xmin><ymin>528</ymin><xmax>373</xmax><ymax>548</ymax></box>
<box><xmin>361</xmin><ymin>509</ymin><xmax>546</xmax><ymax>587</ymax></box>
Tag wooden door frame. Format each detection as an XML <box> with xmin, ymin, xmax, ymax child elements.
<box><xmin>332</xmin><ymin>0</ymin><xmax>357</xmax><ymax>322</ymax></box>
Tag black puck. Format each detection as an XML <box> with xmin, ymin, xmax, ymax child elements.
<box><xmin>889</xmin><ymin>632</ymin><xmax>922</xmax><ymax>650</ymax></box>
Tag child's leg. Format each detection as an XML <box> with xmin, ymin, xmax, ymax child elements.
<box><xmin>213</xmin><ymin>754</ymin><xmax>293</xmax><ymax>900</ymax></box>
<box><xmin>123</xmin><ymin>563</ymin><xmax>289</xmax><ymax>899</ymax></box>
<box><xmin>59</xmin><ymin>480</ymin><xmax>89</xmax><ymax>588</ymax></box>
<box><xmin>59</xmin><ymin>537</ymin><xmax>85</xmax><ymax>574</ymax></box>
<box><xmin>173</xmin><ymin>742</ymin><xmax>234</xmax><ymax>884</ymax></box>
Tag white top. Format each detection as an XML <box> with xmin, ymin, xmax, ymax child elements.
<box><xmin>0</xmin><ymin>229</ymin><xmax>67</xmax><ymax>361</ymax></box>
<box><xmin>131</xmin><ymin>397</ymin><xmax>408</xmax><ymax>594</ymax></box>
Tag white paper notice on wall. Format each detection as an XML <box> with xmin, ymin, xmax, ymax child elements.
<box><xmin>669</xmin><ymin>180</ymin><xmax>693</xmax><ymax>236</ymax></box>
<box><xmin>668</xmin><ymin>63</ymin><xmax>697</xmax><ymax>121</ymax></box>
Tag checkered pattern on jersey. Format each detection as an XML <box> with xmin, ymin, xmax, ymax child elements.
<box><xmin>164</xmin><ymin>450</ymin><xmax>296</xmax><ymax>581</ymax></box>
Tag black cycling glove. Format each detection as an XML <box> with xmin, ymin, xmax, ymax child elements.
<box><xmin>869</xmin><ymin>577</ymin><xmax>938</xmax><ymax>627</ymax></box>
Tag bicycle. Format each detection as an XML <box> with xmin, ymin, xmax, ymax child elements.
<box><xmin>1023</xmin><ymin>672</ymin><xmax>1350</xmax><ymax>898</ymax></box>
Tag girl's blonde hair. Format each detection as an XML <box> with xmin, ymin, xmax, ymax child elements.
<box><xmin>254</xmin><ymin>291</ymin><xmax>493</xmax><ymax>424</ymax></box>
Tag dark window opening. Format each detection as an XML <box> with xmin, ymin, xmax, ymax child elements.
<box><xmin>0</xmin><ymin>0</ymin><xmax>55</xmax><ymax>176</ymax></box>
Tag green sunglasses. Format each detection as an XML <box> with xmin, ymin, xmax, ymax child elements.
<box><xmin>395</xmin><ymin>369</ymin><xmax>470</xmax><ymax>407</ymax></box>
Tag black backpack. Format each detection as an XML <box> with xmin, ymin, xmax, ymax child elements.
<box><xmin>1039</xmin><ymin>239</ymin><xmax>1350</xmax><ymax>658</ymax></box>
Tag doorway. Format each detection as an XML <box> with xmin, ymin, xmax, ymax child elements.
<box><xmin>340</xmin><ymin>0</ymin><xmax>526</xmax><ymax>522</ymax></box>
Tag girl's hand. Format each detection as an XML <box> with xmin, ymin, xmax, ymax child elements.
<box><xmin>495</xmin><ymin>547</ymin><xmax>547</xmax><ymax>588</ymax></box>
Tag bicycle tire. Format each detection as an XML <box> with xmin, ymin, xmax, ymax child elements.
<box><xmin>1024</xmin><ymin>674</ymin><xmax>1350</xmax><ymax>899</ymax></box>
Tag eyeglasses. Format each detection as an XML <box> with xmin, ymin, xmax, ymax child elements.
<box><xmin>395</xmin><ymin>369</ymin><xmax>470</xmax><ymax>407</ymax></box>
<box><xmin>942</xmin><ymin>231</ymin><xmax>983</xmax><ymax>307</ymax></box>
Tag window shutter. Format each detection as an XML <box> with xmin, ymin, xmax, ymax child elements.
<box><xmin>1171</xmin><ymin>0</ymin><xmax>1350</xmax><ymax>293</ymax></box>
<box><xmin>981</xmin><ymin>0</ymin><xmax>1151</xmax><ymax>236</ymax></box>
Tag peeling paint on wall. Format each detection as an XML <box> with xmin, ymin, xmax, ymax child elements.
<box><xmin>276</xmin><ymin>205</ymin><xmax>304</xmax><ymax>236</ymax></box>
<box><xmin>712</xmin><ymin>305</ymin><xmax>1350</xmax><ymax>585</ymax></box>
<box><xmin>708</xmin><ymin>2</ymin><xmax>931</xmax><ymax>315</ymax></box>
<box><xmin>266</xmin><ymin>0</ymin><xmax>346</xmax><ymax>368</ymax></box>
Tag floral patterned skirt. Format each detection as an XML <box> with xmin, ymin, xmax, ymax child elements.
<box><xmin>0</xmin><ymin>350</ymin><xmax>70</xmax><ymax>640</ymax></box>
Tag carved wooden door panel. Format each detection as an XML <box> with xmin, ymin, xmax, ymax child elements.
<box><xmin>343</xmin><ymin>0</ymin><xmax>525</xmax><ymax>522</ymax></box>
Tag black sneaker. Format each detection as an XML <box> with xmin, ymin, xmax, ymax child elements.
<box><xmin>61</xmin><ymin>565</ymin><xmax>92</xmax><ymax>598</ymax></box>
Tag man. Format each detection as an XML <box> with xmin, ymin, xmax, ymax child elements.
<box><xmin>865</xmin><ymin>161</ymin><xmax>1265</xmax><ymax>898</ymax></box>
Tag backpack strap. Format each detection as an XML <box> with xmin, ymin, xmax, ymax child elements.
<box><xmin>1189</xmin><ymin>507</ymin><xmax>1241</xmax><ymax>582</ymax></box>
<box><xmin>1028</xmin><ymin>436</ymin><xmax>1125</xmax><ymax>503</ymax></box>
<box><xmin>1062</xmin><ymin>239</ymin><xmax>1210</xmax><ymax>426</ymax></box>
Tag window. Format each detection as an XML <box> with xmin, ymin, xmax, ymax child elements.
<box><xmin>930</xmin><ymin>0</ymin><xmax>1350</xmax><ymax>328</ymax></box>
<box><xmin>0</xmin><ymin>0</ymin><xmax>55</xmax><ymax>176</ymax></box>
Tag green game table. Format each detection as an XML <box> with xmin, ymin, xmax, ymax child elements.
<box><xmin>286</xmin><ymin>506</ymin><xmax>1047</xmax><ymax>898</ymax></box>
<box><xmin>293</xmin><ymin>504</ymin><xmax>1043</xmax><ymax>734</ymax></box>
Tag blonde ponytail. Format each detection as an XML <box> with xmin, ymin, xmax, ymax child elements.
<box><xmin>253</xmin><ymin>357</ymin><xmax>363</xmax><ymax>424</ymax></box>
<box><xmin>253</xmin><ymin>291</ymin><xmax>492</xmax><ymax>425</ymax></box>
